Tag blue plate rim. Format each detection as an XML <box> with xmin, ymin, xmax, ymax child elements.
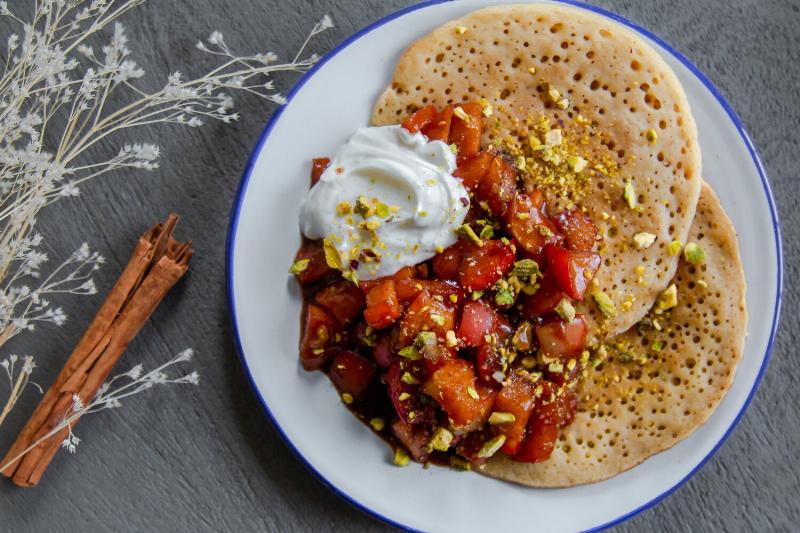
<box><xmin>225</xmin><ymin>1</ymin><xmax>784</xmax><ymax>531</ymax></box>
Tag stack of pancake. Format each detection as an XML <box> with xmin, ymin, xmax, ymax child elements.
<box><xmin>371</xmin><ymin>4</ymin><xmax>746</xmax><ymax>486</ymax></box>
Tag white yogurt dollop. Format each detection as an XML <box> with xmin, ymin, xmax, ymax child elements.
<box><xmin>300</xmin><ymin>125</ymin><xmax>469</xmax><ymax>281</ymax></box>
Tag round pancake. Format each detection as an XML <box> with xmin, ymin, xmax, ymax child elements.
<box><xmin>479</xmin><ymin>183</ymin><xmax>746</xmax><ymax>486</ymax></box>
<box><xmin>372</xmin><ymin>4</ymin><xmax>703</xmax><ymax>340</ymax></box>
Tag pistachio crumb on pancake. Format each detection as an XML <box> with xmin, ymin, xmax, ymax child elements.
<box><xmin>479</xmin><ymin>183</ymin><xmax>746</xmax><ymax>486</ymax></box>
<box><xmin>371</xmin><ymin>3</ymin><xmax>703</xmax><ymax>341</ymax></box>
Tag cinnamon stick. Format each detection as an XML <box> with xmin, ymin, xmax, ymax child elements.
<box><xmin>0</xmin><ymin>214</ymin><xmax>192</xmax><ymax>487</ymax></box>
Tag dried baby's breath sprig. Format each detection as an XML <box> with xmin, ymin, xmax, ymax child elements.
<box><xmin>0</xmin><ymin>0</ymin><xmax>330</xmax><ymax>422</ymax></box>
<box><xmin>0</xmin><ymin>354</ymin><xmax>41</xmax><ymax>428</ymax></box>
<box><xmin>0</xmin><ymin>348</ymin><xmax>198</xmax><ymax>470</ymax></box>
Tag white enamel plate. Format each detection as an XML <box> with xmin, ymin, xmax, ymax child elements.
<box><xmin>227</xmin><ymin>1</ymin><xmax>782</xmax><ymax>531</ymax></box>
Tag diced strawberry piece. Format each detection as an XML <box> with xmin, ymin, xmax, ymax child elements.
<box><xmin>422</xmin><ymin>359</ymin><xmax>496</xmax><ymax>433</ymax></box>
<box><xmin>392</xmin><ymin>420</ymin><xmax>431</xmax><ymax>463</ymax></box>
<box><xmin>458</xmin><ymin>300</ymin><xmax>494</xmax><ymax>347</ymax></box>
<box><xmin>397</xmin><ymin>290</ymin><xmax>455</xmax><ymax>346</ymax></box>
<box><xmin>456</xmin><ymin>428</ymin><xmax>495</xmax><ymax>466</ymax></box>
<box><xmin>454</xmin><ymin>151</ymin><xmax>493</xmax><ymax>191</ymax></box>
<box><xmin>422</xmin><ymin>105</ymin><xmax>453</xmax><ymax>141</ymax></box>
<box><xmin>476</xmin><ymin>155</ymin><xmax>517</xmax><ymax>217</ymax></box>
<box><xmin>310</xmin><ymin>157</ymin><xmax>330</xmax><ymax>186</ymax></box>
<box><xmin>506</xmin><ymin>192</ymin><xmax>562</xmax><ymax>257</ymax></box>
<box><xmin>299</xmin><ymin>303</ymin><xmax>340</xmax><ymax>371</ymax></box>
<box><xmin>329</xmin><ymin>351</ymin><xmax>377</xmax><ymax>398</ymax></box>
<box><xmin>545</xmin><ymin>244</ymin><xmax>601</xmax><ymax>300</ymax></box>
<box><xmin>534</xmin><ymin>315</ymin><xmax>588</xmax><ymax>359</ymax></box>
<box><xmin>292</xmin><ymin>240</ymin><xmax>335</xmax><ymax>286</ymax></box>
<box><xmin>431</xmin><ymin>241</ymin><xmax>465</xmax><ymax>280</ymax></box>
<box><xmin>523</xmin><ymin>275</ymin><xmax>567</xmax><ymax>318</ymax></box>
<box><xmin>449</xmin><ymin>103</ymin><xmax>484</xmax><ymax>164</ymax></box>
<box><xmin>474</xmin><ymin>313</ymin><xmax>513</xmax><ymax>384</ymax></box>
<box><xmin>459</xmin><ymin>239</ymin><xmax>515</xmax><ymax>292</ymax></box>
<box><xmin>395</xmin><ymin>278</ymin><xmax>463</xmax><ymax>306</ymax></box>
<box><xmin>363</xmin><ymin>280</ymin><xmax>403</xmax><ymax>329</ymax></box>
<box><xmin>402</xmin><ymin>105</ymin><xmax>437</xmax><ymax>134</ymax></box>
<box><xmin>359</xmin><ymin>266</ymin><xmax>415</xmax><ymax>293</ymax></box>
<box><xmin>552</xmin><ymin>209</ymin><xmax>599</xmax><ymax>252</ymax></box>
<box><xmin>385</xmin><ymin>359</ymin><xmax>435</xmax><ymax>426</ymax></box>
<box><xmin>537</xmin><ymin>391</ymin><xmax>578</xmax><ymax>428</ymax></box>
<box><xmin>494</xmin><ymin>372</ymin><xmax>539</xmax><ymax>455</ymax></box>
<box><xmin>371</xmin><ymin>333</ymin><xmax>396</xmax><ymax>369</ymax></box>
<box><xmin>513</xmin><ymin>415</ymin><xmax>559</xmax><ymax>463</ymax></box>
<box><xmin>314</xmin><ymin>280</ymin><xmax>365</xmax><ymax>325</ymax></box>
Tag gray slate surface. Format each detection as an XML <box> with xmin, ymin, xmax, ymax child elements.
<box><xmin>0</xmin><ymin>0</ymin><xmax>797</xmax><ymax>531</ymax></box>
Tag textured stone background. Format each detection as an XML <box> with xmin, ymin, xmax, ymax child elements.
<box><xmin>0</xmin><ymin>0</ymin><xmax>797</xmax><ymax>531</ymax></box>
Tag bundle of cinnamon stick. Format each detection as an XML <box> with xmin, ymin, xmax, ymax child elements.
<box><xmin>0</xmin><ymin>214</ymin><xmax>192</xmax><ymax>487</ymax></box>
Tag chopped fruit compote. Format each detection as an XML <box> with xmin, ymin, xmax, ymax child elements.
<box><xmin>291</xmin><ymin>102</ymin><xmax>603</xmax><ymax>469</ymax></box>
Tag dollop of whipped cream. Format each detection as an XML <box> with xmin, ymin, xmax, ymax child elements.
<box><xmin>300</xmin><ymin>125</ymin><xmax>469</xmax><ymax>281</ymax></box>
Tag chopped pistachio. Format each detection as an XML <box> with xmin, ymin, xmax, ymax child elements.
<box><xmin>548</xmin><ymin>294</ymin><xmax>574</xmax><ymax>320</ymax></box>
<box><xmin>342</xmin><ymin>269</ymin><xmax>359</xmax><ymax>286</ymax></box>
<box><xmin>454</xmin><ymin>24</ymin><xmax>468</xmax><ymax>34</ymax></box>
<box><xmin>646</xmin><ymin>128</ymin><xmax>658</xmax><ymax>144</ymax></box>
<box><xmin>341</xmin><ymin>393</ymin><xmax>354</xmax><ymax>404</ymax></box>
<box><xmin>398</xmin><ymin>345</ymin><xmax>422</xmax><ymax>360</ymax></box>
<box><xmin>556</xmin><ymin>97</ymin><xmax>570</xmax><ymax>110</ymax></box>
<box><xmin>375</xmin><ymin>202</ymin><xmax>390</xmax><ymax>219</ymax></box>
<box><xmin>521</xmin><ymin>284</ymin><xmax>539</xmax><ymax>295</ymax></box>
<box><xmin>528</xmin><ymin>134</ymin><xmax>541</xmax><ymax>149</ymax></box>
<box><xmin>449</xmin><ymin>293</ymin><xmax>459</xmax><ymax>304</ymax></box>
<box><xmin>668</xmin><ymin>240</ymin><xmax>682</xmax><ymax>256</ymax></box>
<box><xmin>495</xmin><ymin>289</ymin><xmax>515</xmax><ymax>306</ymax></box>
<box><xmin>592</xmin><ymin>288</ymin><xmax>617</xmax><ymax>318</ymax></box>
<box><xmin>429</xmin><ymin>427</ymin><xmax>454</xmax><ymax>452</ymax></box>
<box><xmin>471</xmin><ymin>290</ymin><xmax>484</xmax><ymax>300</ymax></box>
<box><xmin>548</xmin><ymin>361</ymin><xmax>564</xmax><ymax>373</ymax></box>
<box><xmin>478</xmin><ymin>97</ymin><xmax>493</xmax><ymax>117</ymax></box>
<box><xmin>547</xmin><ymin>87</ymin><xmax>561</xmax><ymax>102</ymax></box>
<box><xmin>633</xmin><ymin>232</ymin><xmax>656</xmax><ymax>250</ymax></box>
<box><xmin>544</xmin><ymin>128</ymin><xmax>563</xmax><ymax>146</ymax></box>
<box><xmin>453</xmin><ymin>106</ymin><xmax>471</xmax><ymax>123</ymax></box>
<box><xmin>449</xmin><ymin>143</ymin><xmax>458</xmax><ymax>155</ymax></box>
<box><xmin>537</xmin><ymin>225</ymin><xmax>554</xmax><ymax>237</ymax></box>
<box><xmin>513</xmin><ymin>259</ymin><xmax>540</xmax><ymax>280</ymax></box>
<box><xmin>580</xmin><ymin>350</ymin><xmax>591</xmax><ymax>364</ymax></box>
<box><xmin>288</xmin><ymin>258</ymin><xmax>310</xmax><ymax>275</ymax></box>
<box><xmin>479</xmin><ymin>224</ymin><xmax>494</xmax><ymax>239</ymax></box>
<box><xmin>398</xmin><ymin>392</ymin><xmax>411</xmax><ymax>401</ymax></box>
<box><xmin>477</xmin><ymin>434</ymin><xmax>507</xmax><ymax>458</ymax></box>
<box><xmin>651</xmin><ymin>340</ymin><xmax>665</xmax><ymax>352</ymax></box>
<box><xmin>654</xmin><ymin>283</ymin><xmax>678</xmax><ymax>314</ymax></box>
<box><xmin>336</xmin><ymin>201</ymin><xmax>352</xmax><ymax>216</ymax></box>
<box><xmin>458</xmin><ymin>224</ymin><xmax>484</xmax><ymax>246</ymax></box>
<box><xmin>683</xmin><ymin>242</ymin><xmax>706</xmax><ymax>264</ymax></box>
<box><xmin>415</xmin><ymin>331</ymin><xmax>437</xmax><ymax>349</ymax></box>
<box><xmin>354</xmin><ymin>195</ymin><xmax>373</xmax><ymax>218</ymax></box>
<box><xmin>401</xmin><ymin>372</ymin><xmax>420</xmax><ymax>385</ymax></box>
<box><xmin>623</xmin><ymin>181</ymin><xmax>637</xmax><ymax>209</ymax></box>
<box><xmin>430</xmin><ymin>313</ymin><xmax>445</xmax><ymax>326</ymax></box>
<box><xmin>312</xmin><ymin>348</ymin><xmax>325</xmax><ymax>355</ymax></box>
<box><xmin>449</xmin><ymin>456</ymin><xmax>472</xmax><ymax>471</ymax></box>
<box><xmin>520</xmin><ymin>356</ymin><xmax>536</xmax><ymax>369</ymax></box>
<box><xmin>445</xmin><ymin>330</ymin><xmax>458</xmax><ymax>348</ymax></box>
<box><xmin>488</xmin><ymin>412</ymin><xmax>516</xmax><ymax>425</ymax></box>
<box><xmin>322</xmin><ymin>239</ymin><xmax>342</xmax><ymax>270</ymax></box>
<box><xmin>369</xmin><ymin>417</ymin><xmax>385</xmax><ymax>431</ymax></box>
<box><xmin>567</xmin><ymin>155</ymin><xmax>588</xmax><ymax>173</ymax></box>
<box><xmin>467</xmin><ymin>387</ymin><xmax>480</xmax><ymax>400</ymax></box>
<box><xmin>393</xmin><ymin>447</ymin><xmax>410</xmax><ymax>467</ymax></box>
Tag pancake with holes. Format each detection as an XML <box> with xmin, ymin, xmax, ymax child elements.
<box><xmin>479</xmin><ymin>183</ymin><xmax>746</xmax><ymax>486</ymax></box>
<box><xmin>372</xmin><ymin>4</ymin><xmax>703</xmax><ymax>340</ymax></box>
